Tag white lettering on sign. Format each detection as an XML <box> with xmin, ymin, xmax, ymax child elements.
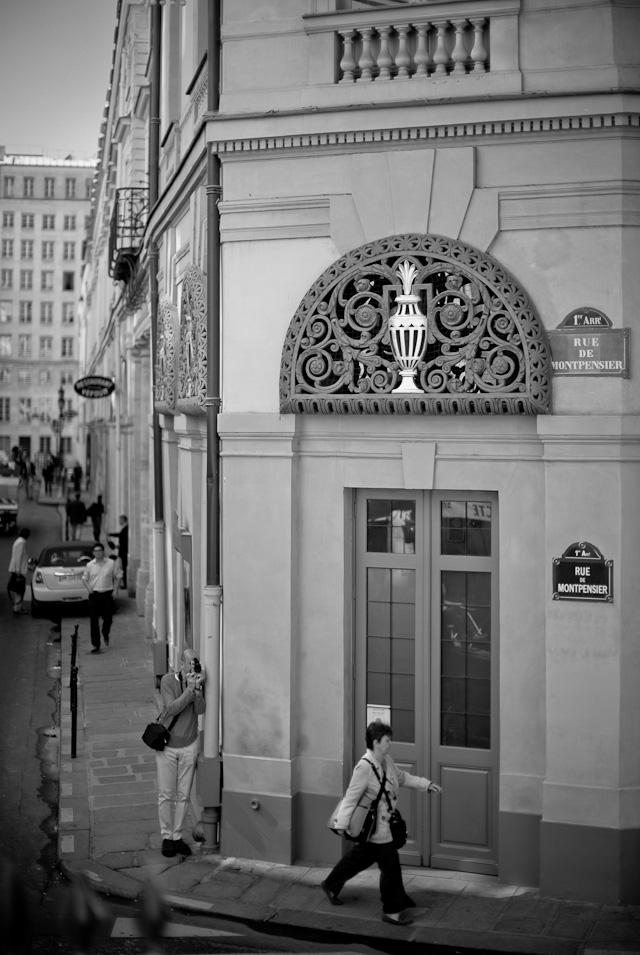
<box><xmin>573</xmin><ymin>338</ymin><xmax>600</xmax><ymax>348</ymax></box>
<box><xmin>575</xmin><ymin>566</ymin><xmax>590</xmax><ymax>576</ymax></box>
<box><xmin>551</xmin><ymin>360</ymin><xmax>624</xmax><ymax>371</ymax></box>
<box><xmin>556</xmin><ymin>583</ymin><xmax>609</xmax><ymax>595</ymax></box>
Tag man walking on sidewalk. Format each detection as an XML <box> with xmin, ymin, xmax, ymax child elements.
<box><xmin>66</xmin><ymin>493</ymin><xmax>87</xmax><ymax>540</ymax></box>
<box><xmin>82</xmin><ymin>543</ymin><xmax>121</xmax><ymax>652</ymax></box>
<box><xmin>7</xmin><ymin>527</ymin><xmax>32</xmax><ymax>614</ymax></box>
<box><xmin>156</xmin><ymin>649</ymin><xmax>206</xmax><ymax>857</ymax></box>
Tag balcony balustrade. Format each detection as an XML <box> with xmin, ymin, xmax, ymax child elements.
<box><xmin>108</xmin><ymin>187</ymin><xmax>149</xmax><ymax>282</ymax></box>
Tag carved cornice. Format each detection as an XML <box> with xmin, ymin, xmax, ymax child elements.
<box><xmin>207</xmin><ymin>111</ymin><xmax>639</xmax><ymax>156</ymax></box>
<box><xmin>280</xmin><ymin>233</ymin><xmax>551</xmax><ymax>416</ymax></box>
<box><xmin>176</xmin><ymin>264</ymin><xmax>207</xmax><ymax>416</ymax></box>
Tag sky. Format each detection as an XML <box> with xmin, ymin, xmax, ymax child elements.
<box><xmin>0</xmin><ymin>0</ymin><xmax>118</xmax><ymax>160</ymax></box>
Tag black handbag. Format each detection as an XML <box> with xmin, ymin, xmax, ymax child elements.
<box><xmin>369</xmin><ymin>761</ymin><xmax>408</xmax><ymax>849</ymax></box>
<box><xmin>142</xmin><ymin>714</ymin><xmax>178</xmax><ymax>751</ymax></box>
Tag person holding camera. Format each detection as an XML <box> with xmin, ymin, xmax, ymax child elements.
<box><xmin>156</xmin><ymin>648</ymin><xmax>206</xmax><ymax>857</ymax></box>
<box><xmin>321</xmin><ymin>721</ymin><xmax>442</xmax><ymax>926</ymax></box>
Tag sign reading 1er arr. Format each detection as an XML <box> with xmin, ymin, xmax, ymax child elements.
<box><xmin>552</xmin><ymin>541</ymin><xmax>613</xmax><ymax>602</ymax></box>
<box><xmin>547</xmin><ymin>307</ymin><xmax>629</xmax><ymax>378</ymax></box>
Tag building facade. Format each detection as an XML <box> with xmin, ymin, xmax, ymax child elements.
<box><xmin>0</xmin><ymin>150</ymin><xmax>94</xmax><ymax>468</ymax></box>
<box><xmin>86</xmin><ymin>0</ymin><xmax>640</xmax><ymax>904</ymax></box>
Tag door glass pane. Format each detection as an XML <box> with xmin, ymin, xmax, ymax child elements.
<box><xmin>367</xmin><ymin>499</ymin><xmax>416</xmax><ymax>553</ymax></box>
<box><xmin>441</xmin><ymin>570</ymin><xmax>491</xmax><ymax>749</ymax></box>
<box><xmin>441</xmin><ymin>501</ymin><xmax>492</xmax><ymax>556</ymax></box>
<box><xmin>367</xmin><ymin>565</ymin><xmax>416</xmax><ymax>742</ymax></box>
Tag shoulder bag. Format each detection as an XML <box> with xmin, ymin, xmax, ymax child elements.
<box><xmin>142</xmin><ymin>713</ymin><xmax>179</xmax><ymax>751</ymax></box>
<box><xmin>327</xmin><ymin>759</ymin><xmax>387</xmax><ymax>843</ymax></box>
<box><xmin>369</xmin><ymin>760</ymin><xmax>408</xmax><ymax>849</ymax></box>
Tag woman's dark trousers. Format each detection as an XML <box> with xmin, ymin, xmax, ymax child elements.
<box><xmin>324</xmin><ymin>841</ymin><xmax>412</xmax><ymax>914</ymax></box>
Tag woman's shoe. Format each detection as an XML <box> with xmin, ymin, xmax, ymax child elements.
<box><xmin>321</xmin><ymin>881</ymin><xmax>343</xmax><ymax>905</ymax></box>
<box><xmin>382</xmin><ymin>912</ymin><xmax>413</xmax><ymax>925</ymax></box>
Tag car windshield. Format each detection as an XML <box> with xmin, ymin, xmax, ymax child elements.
<box><xmin>39</xmin><ymin>547</ymin><xmax>93</xmax><ymax>568</ymax></box>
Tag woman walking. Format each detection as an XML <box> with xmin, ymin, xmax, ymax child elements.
<box><xmin>322</xmin><ymin>721</ymin><xmax>442</xmax><ymax>926</ymax></box>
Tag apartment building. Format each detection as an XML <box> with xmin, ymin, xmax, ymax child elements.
<box><xmin>0</xmin><ymin>149</ymin><xmax>95</xmax><ymax>467</ymax></box>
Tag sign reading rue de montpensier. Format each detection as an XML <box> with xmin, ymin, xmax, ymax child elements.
<box><xmin>547</xmin><ymin>307</ymin><xmax>629</xmax><ymax>378</ymax></box>
<box><xmin>552</xmin><ymin>541</ymin><xmax>613</xmax><ymax>602</ymax></box>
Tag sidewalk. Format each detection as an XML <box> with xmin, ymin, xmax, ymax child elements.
<box><xmin>56</xmin><ymin>601</ymin><xmax>640</xmax><ymax>955</ymax></box>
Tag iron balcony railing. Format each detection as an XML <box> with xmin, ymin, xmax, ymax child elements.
<box><xmin>108</xmin><ymin>187</ymin><xmax>149</xmax><ymax>282</ymax></box>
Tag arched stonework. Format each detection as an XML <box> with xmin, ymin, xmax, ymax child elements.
<box><xmin>177</xmin><ymin>264</ymin><xmax>207</xmax><ymax>416</ymax></box>
<box><xmin>280</xmin><ymin>234</ymin><xmax>551</xmax><ymax>415</ymax></box>
<box><xmin>155</xmin><ymin>295</ymin><xmax>179</xmax><ymax>414</ymax></box>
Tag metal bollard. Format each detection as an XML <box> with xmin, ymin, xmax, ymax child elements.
<box><xmin>70</xmin><ymin>624</ymin><xmax>78</xmax><ymax>759</ymax></box>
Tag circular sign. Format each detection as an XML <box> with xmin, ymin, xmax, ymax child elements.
<box><xmin>74</xmin><ymin>376</ymin><xmax>115</xmax><ymax>398</ymax></box>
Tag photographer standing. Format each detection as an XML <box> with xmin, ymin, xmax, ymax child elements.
<box><xmin>156</xmin><ymin>648</ymin><xmax>206</xmax><ymax>857</ymax></box>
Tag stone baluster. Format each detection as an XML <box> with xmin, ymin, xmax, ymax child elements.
<box><xmin>394</xmin><ymin>24</ymin><xmax>412</xmax><ymax>79</ymax></box>
<box><xmin>432</xmin><ymin>20</ymin><xmax>450</xmax><ymax>76</ymax></box>
<box><xmin>414</xmin><ymin>23</ymin><xmax>432</xmax><ymax>76</ymax></box>
<box><xmin>359</xmin><ymin>27</ymin><xmax>376</xmax><ymax>81</ymax></box>
<box><xmin>451</xmin><ymin>19</ymin><xmax>469</xmax><ymax>74</ymax></box>
<box><xmin>377</xmin><ymin>26</ymin><xmax>393</xmax><ymax>81</ymax></box>
<box><xmin>470</xmin><ymin>17</ymin><xmax>488</xmax><ymax>73</ymax></box>
<box><xmin>339</xmin><ymin>30</ymin><xmax>357</xmax><ymax>83</ymax></box>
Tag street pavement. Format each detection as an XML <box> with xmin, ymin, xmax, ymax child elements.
<box><xmin>40</xmin><ymin>497</ymin><xmax>640</xmax><ymax>955</ymax></box>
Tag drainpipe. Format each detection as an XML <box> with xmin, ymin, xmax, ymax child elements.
<box><xmin>199</xmin><ymin>0</ymin><xmax>223</xmax><ymax>852</ymax></box>
<box><xmin>149</xmin><ymin>0</ymin><xmax>168</xmax><ymax>660</ymax></box>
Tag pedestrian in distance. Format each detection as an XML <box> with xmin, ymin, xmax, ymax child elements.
<box><xmin>322</xmin><ymin>720</ymin><xmax>443</xmax><ymax>926</ymax></box>
<box><xmin>156</xmin><ymin>649</ymin><xmax>206</xmax><ymax>858</ymax></box>
<box><xmin>81</xmin><ymin>542</ymin><xmax>122</xmax><ymax>652</ymax></box>
<box><xmin>72</xmin><ymin>462</ymin><xmax>83</xmax><ymax>494</ymax></box>
<box><xmin>108</xmin><ymin>514</ymin><xmax>128</xmax><ymax>589</ymax></box>
<box><xmin>87</xmin><ymin>495</ymin><xmax>105</xmax><ymax>542</ymax></box>
<box><xmin>66</xmin><ymin>493</ymin><xmax>87</xmax><ymax>540</ymax></box>
<box><xmin>42</xmin><ymin>460</ymin><xmax>54</xmax><ymax>496</ymax></box>
<box><xmin>7</xmin><ymin>527</ymin><xmax>33</xmax><ymax>614</ymax></box>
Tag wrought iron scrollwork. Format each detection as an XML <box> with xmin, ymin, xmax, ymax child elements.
<box><xmin>177</xmin><ymin>264</ymin><xmax>207</xmax><ymax>416</ymax></box>
<box><xmin>279</xmin><ymin>234</ymin><xmax>551</xmax><ymax>415</ymax></box>
<box><xmin>155</xmin><ymin>295</ymin><xmax>178</xmax><ymax>413</ymax></box>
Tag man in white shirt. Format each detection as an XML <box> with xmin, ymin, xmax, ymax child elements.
<box><xmin>8</xmin><ymin>527</ymin><xmax>32</xmax><ymax>614</ymax></box>
<box><xmin>82</xmin><ymin>542</ymin><xmax>122</xmax><ymax>652</ymax></box>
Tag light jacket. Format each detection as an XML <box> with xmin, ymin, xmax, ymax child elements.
<box><xmin>336</xmin><ymin>750</ymin><xmax>432</xmax><ymax>844</ymax></box>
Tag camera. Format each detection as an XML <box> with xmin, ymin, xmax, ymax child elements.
<box><xmin>193</xmin><ymin>658</ymin><xmax>201</xmax><ymax>673</ymax></box>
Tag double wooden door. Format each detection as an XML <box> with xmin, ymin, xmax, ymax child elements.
<box><xmin>355</xmin><ymin>489</ymin><xmax>499</xmax><ymax>874</ymax></box>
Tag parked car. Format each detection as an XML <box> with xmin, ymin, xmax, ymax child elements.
<box><xmin>31</xmin><ymin>541</ymin><xmax>94</xmax><ymax>618</ymax></box>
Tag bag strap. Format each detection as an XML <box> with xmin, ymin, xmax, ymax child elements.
<box><xmin>362</xmin><ymin>758</ymin><xmax>388</xmax><ymax>811</ymax></box>
<box><xmin>366</xmin><ymin>758</ymin><xmax>394</xmax><ymax>812</ymax></box>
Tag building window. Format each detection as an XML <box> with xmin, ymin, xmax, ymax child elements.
<box><xmin>23</xmin><ymin>177</ymin><xmax>35</xmax><ymax>198</ymax></box>
<box><xmin>20</xmin><ymin>270</ymin><xmax>33</xmax><ymax>291</ymax></box>
<box><xmin>21</xmin><ymin>240</ymin><xmax>34</xmax><ymax>260</ymax></box>
<box><xmin>21</xmin><ymin>214</ymin><xmax>34</xmax><ymax>229</ymax></box>
<box><xmin>44</xmin><ymin>178</ymin><xmax>55</xmax><ymax>199</ymax></box>
<box><xmin>60</xmin><ymin>371</ymin><xmax>74</xmax><ymax>385</ymax></box>
<box><xmin>65</xmin><ymin>179</ymin><xmax>76</xmax><ymax>199</ymax></box>
<box><xmin>60</xmin><ymin>436</ymin><xmax>72</xmax><ymax>455</ymax></box>
<box><xmin>61</xmin><ymin>302</ymin><xmax>75</xmax><ymax>324</ymax></box>
<box><xmin>4</xmin><ymin>177</ymin><xmax>14</xmax><ymax>198</ymax></box>
<box><xmin>19</xmin><ymin>301</ymin><xmax>32</xmax><ymax>323</ymax></box>
<box><xmin>42</xmin><ymin>241</ymin><xmax>54</xmax><ymax>261</ymax></box>
<box><xmin>18</xmin><ymin>398</ymin><xmax>32</xmax><ymax>423</ymax></box>
<box><xmin>40</xmin><ymin>302</ymin><xmax>53</xmax><ymax>324</ymax></box>
<box><xmin>2</xmin><ymin>212</ymin><xmax>14</xmax><ymax>228</ymax></box>
<box><xmin>63</xmin><ymin>215</ymin><xmax>76</xmax><ymax>231</ymax></box>
<box><xmin>84</xmin><ymin>215</ymin><xmax>91</xmax><ymax>231</ymax></box>
<box><xmin>39</xmin><ymin>336</ymin><xmax>53</xmax><ymax>359</ymax></box>
<box><xmin>62</xmin><ymin>272</ymin><xmax>74</xmax><ymax>291</ymax></box>
<box><xmin>39</xmin><ymin>436</ymin><xmax>52</xmax><ymax>454</ymax></box>
<box><xmin>0</xmin><ymin>368</ymin><xmax>10</xmax><ymax>384</ymax></box>
<box><xmin>63</xmin><ymin>242</ymin><xmax>75</xmax><ymax>260</ymax></box>
<box><xmin>0</xmin><ymin>334</ymin><xmax>12</xmax><ymax>356</ymax></box>
<box><xmin>0</xmin><ymin>301</ymin><xmax>12</xmax><ymax>323</ymax></box>
<box><xmin>1</xmin><ymin>239</ymin><xmax>13</xmax><ymax>258</ymax></box>
<box><xmin>39</xmin><ymin>369</ymin><xmax>52</xmax><ymax>386</ymax></box>
<box><xmin>41</xmin><ymin>271</ymin><xmax>54</xmax><ymax>291</ymax></box>
<box><xmin>18</xmin><ymin>370</ymin><xmax>31</xmax><ymax>387</ymax></box>
<box><xmin>85</xmin><ymin>179</ymin><xmax>92</xmax><ymax>200</ymax></box>
<box><xmin>42</xmin><ymin>214</ymin><xmax>55</xmax><ymax>230</ymax></box>
<box><xmin>1</xmin><ymin>270</ymin><xmax>13</xmax><ymax>290</ymax></box>
<box><xmin>18</xmin><ymin>334</ymin><xmax>32</xmax><ymax>357</ymax></box>
<box><xmin>0</xmin><ymin>398</ymin><xmax>10</xmax><ymax>421</ymax></box>
<box><xmin>61</xmin><ymin>337</ymin><xmax>74</xmax><ymax>358</ymax></box>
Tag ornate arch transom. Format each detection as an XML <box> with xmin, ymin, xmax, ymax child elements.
<box><xmin>155</xmin><ymin>295</ymin><xmax>179</xmax><ymax>413</ymax></box>
<box><xmin>279</xmin><ymin>234</ymin><xmax>551</xmax><ymax>415</ymax></box>
<box><xmin>177</xmin><ymin>264</ymin><xmax>207</xmax><ymax>416</ymax></box>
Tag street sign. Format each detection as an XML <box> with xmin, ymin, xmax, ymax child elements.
<box><xmin>51</xmin><ymin>420</ymin><xmax>63</xmax><ymax>434</ymax></box>
<box><xmin>552</xmin><ymin>541</ymin><xmax>613</xmax><ymax>602</ymax></box>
